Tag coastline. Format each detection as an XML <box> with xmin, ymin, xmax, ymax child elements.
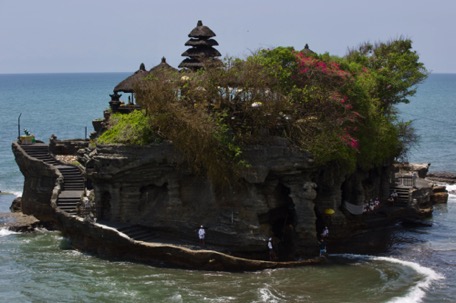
<box><xmin>0</xmin><ymin>212</ymin><xmax>40</xmax><ymax>232</ymax></box>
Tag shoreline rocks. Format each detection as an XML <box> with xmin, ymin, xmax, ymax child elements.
<box><xmin>427</xmin><ymin>171</ymin><xmax>456</xmax><ymax>184</ymax></box>
<box><xmin>0</xmin><ymin>212</ymin><xmax>41</xmax><ymax>232</ymax></box>
<box><xmin>11</xmin><ymin>139</ymin><xmax>446</xmax><ymax>271</ymax></box>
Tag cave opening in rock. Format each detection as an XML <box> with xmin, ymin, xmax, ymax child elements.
<box><xmin>264</xmin><ymin>183</ymin><xmax>297</xmax><ymax>259</ymax></box>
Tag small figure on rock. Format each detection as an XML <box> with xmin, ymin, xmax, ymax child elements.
<box><xmin>198</xmin><ymin>225</ymin><xmax>206</xmax><ymax>246</ymax></box>
<box><xmin>321</xmin><ymin>226</ymin><xmax>329</xmax><ymax>239</ymax></box>
<box><xmin>390</xmin><ymin>190</ymin><xmax>398</xmax><ymax>203</ymax></box>
<box><xmin>267</xmin><ymin>237</ymin><xmax>276</xmax><ymax>261</ymax></box>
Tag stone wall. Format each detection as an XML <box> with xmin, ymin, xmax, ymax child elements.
<box><xmin>79</xmin><ymin>137</ymin><xmax>404</xmax><ymax>259</ymax></box>
<box><xmin>80</xmin><ymin>139</ymin><xmax>321</xmax><ymax>258</ymax></box>
<box><xmin>12</xmin><ymin>143</ymin><xmax>61</xmax><ymax>224</ymax></box>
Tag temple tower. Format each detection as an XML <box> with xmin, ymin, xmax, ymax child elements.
<box><xmin>179</xmin><ymin>20</ymin><xmax>222</xmax><ymax>70</ymax></box>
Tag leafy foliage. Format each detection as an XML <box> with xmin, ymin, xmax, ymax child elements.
<box><xmin>97</xmin><ymin>110</ymin><xmax>160</xmax><ymax>145</ymax></box>
<box><xmin>346</xmin><ymin>38</ymin><xmax>428</xmax><ymax>112</ymax></box>
<box><xmin>106</xmin><ymin>38</ymin><xmax>426</xmax><ymax>183</ymax></box>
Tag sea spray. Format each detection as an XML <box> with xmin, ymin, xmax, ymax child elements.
<box><xmin>0</xmin><ymin>228</ymin><xmax>19</xmax><ymax>237</ymax></box>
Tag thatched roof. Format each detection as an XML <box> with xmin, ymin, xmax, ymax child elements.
<box><xmin>114</xmin><ymin>63</ymin><xmax>148</xmax><ymax>93</ymax></box>
<box><xmin>180</xmin><ymin>20</ymin><xmax>222</xmax><ymax>70</ymax></box>
<box><xmin>188</xmin><ymin>20</ymin><xmax>216</xmax><ymax>38</ymax></box>
<box><xmin>181</xmin><ymin>46</ymin><xmax>221</xmax><ymax>58</ymax></box>
<box><xmin>302</xmin><ymin>44</ymin><xmax>316</xmax><ymax>56</ymax></box>
<box><xmin>178</xmin><ymin>57</ymin><xmax>222</xmax><ymax>69</ymax></box>
<box><xmin>185</xmin><ymin>38</ymin><xmax>218</xmax><ymax>47</ymax></box>
<box><xmin>149</xmin><ymin>57</ymin><xmax>178</xmax><ymax>74</ymax></box>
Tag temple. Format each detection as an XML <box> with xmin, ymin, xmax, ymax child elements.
<box><xmin>10</xmin><ymin>20</ymin><xmax>448</xmax><ymax>272</ymax></box>
<box><xmin>179</xmin><ymin>20</ymin><xmax>222</xmax><ymax>70</ymax></box>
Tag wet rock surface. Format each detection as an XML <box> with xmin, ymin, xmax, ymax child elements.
<box><xmin>0</xmin><ymin>212</ymin><xmax>41</xmax><ymax>232</ymax></box>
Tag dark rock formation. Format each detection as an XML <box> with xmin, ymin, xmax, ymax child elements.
<box><xmin>13</xmin><ymin>138</ymin><xmax>438</xmax><ymax>269</ymax></box>
<box><xmin>12</xmin><ymin>143</ymin><xmax>61</xmax><ymax>224</ymax></box>
<box><xmin>10</xmin><ymin>196</ymin><xmax>22</xmax><ymax>212</ymax></box>
<box><xmin>76</xmin><ymin>138</ymin><xmax>430</xmax><ymax>260</ymax></box>
<box><xmin>430</xmin><ymin>185</ymin><xmax>449</xmax><ymax>204</ymax></box>
<box><xmin>0</xmin><ymin>212</ymin><xmax>40</xmax><ymax>232</ymax></box>
<box><xmin>80</xmin><ymin>139</ymin><xmax>320</xmax><ymax>259</ymax></box>
<box><xmin>427</xmin><ymin>171</ymin><xmax>456</xmax><ymax>184</ymax></box>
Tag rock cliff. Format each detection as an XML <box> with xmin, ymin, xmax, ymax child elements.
<box><xmin>77</xmin><ymin>137</ymin><xmax>418</xmax><ymax>260</ymax></box>
<box><xmin>13</xmin><ymin>138</ymin><xmax>439</xmax><ymax>265</ymax></box>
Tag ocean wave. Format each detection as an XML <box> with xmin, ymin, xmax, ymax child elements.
<box><xmin>332</xmin><ymin>254</ymin><xmax>443</xmax><ymax>303</ymax></box>
<box><xmin>258</xmin><ymin>286</ymin><xmax>282</xmax><ymax>303</ymax></box>
<box><xmin>0</xmin><ymin>228</ymin><xmax>19</xmax><ymax>237</ymax></box>
<box><xmin>445</xmin><ymin>183</ymin><xmax>456</xmax><ymax>191</ymax></box>
<box><xmin>0</xmin><ymin>190</ymin><xmax>22</xmax><ymax>197</ymax></box>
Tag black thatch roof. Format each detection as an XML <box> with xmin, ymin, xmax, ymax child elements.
<box><xmin>149</xmin><ymin>57</ymin><xmax>178</xmax><ymax>74</ymax></box>
<box><xmin>114</xmin><ymin>63</ymin><xmax>148</xmax><ymax>93</ymax></box>
<box><xmin>185</xmin><ymin>38</ymin><xmax>218</xmax><ymax>47</ymax></box>
<box><xmin>302</xmin><ymin>44</ymin><xmax>316</xmax><ymax>55</ymax></box>
<box><xmin>178</xmin><ymin>57</ymin><xmax>222</xmax><ymax>69</ymax></box>
<box><xmin>181</xmin><ymin>46</ymin><xmax>221</xmax><ymax>58</ymax></box>
<box><xmin>180</xmin><ymin>20</ymin><xmax>222</xmax><ymax>70</ymax></box>
<box><xmin>188</xmin><ymin>20</ymin><xmax>216</xmax><ymax>38</ymax></box>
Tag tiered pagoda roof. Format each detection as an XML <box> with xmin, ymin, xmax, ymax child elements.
<box><xmin>179</xmin><ymin>20</ymin><xmax>222</xmax><ymax>70</ymax></box>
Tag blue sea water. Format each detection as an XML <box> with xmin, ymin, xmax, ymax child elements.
<box><xmin>0</xmin><ymin>73</ymin><xmax>455</xmax><ymax>302</ymax></box>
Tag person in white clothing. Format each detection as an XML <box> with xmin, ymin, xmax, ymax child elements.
<box><xmin>268</xmin><ymin>237</ymin><xmax>276</xmax><ymax>260</ymax></box>
<box><xmin>321</xmin><ymin>226</ymin><xmax>329</xmax><ymax>238</ymax></box>
<box><xmin>198</xmin><ymin>225</ymin><xmax>206</xmax><ymax>246</ymax></box>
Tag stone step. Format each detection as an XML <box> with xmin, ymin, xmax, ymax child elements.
<box><xmin>58</xmin><ymin>205</ymin><xmax>77</xmax><ymax>211</ymax></box>
<box><xmin>57</xmin><ymin>200</ymin><xmax>80</xmax><ymax>205</ymax></box>
<box><xmin>63</xmin><ymin>185</ymin><xmax>84</xmax><ymax>189</ymax></box>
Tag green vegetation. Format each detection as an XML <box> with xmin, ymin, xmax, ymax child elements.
<box><xmin>97</xmin><ymin>110</ymin><xmax>160</xmax><ymax>145</ymax></box>
<box><xmin>99</xmin><ymin>38</ymin><xmax>427</xmax><ymax>184</ymax></box>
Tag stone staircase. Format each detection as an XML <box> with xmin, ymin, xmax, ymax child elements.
<box><xmin>20</xmin><ymin>143</ymin><xmax>162</xmax><ymax>244</ymax></box>
<box><xmin>20</xmin><ymin>143</ymin><xmax>60</xmax><ymax>166</ymax></box>
<box><xmin>20</xmin><ymin>143</ymin><xmax>84</xmax><ymax>216</ymax></box>
<box><xmin>391</xmin><ymin>187</ymin><xmax>410</xmax><ymax>206</ymax></box>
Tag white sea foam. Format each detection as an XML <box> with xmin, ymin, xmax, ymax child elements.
<box><xmin>0</xmin><ymin>190</ymin><xmax>22</xmax><ymax>197</ymax></box>
<box><xmin>379</xmin><ymin>256</ymin><xmax>444</xmax><ymax>303</ymax></box>
<box><xmin>444</xmin><ymin>184</ymin><xmax>456</xmax><ymax>193</ymax></box>
<box><xmin>333</xmin><ymin>254</ymin><xmax>444</xmax><ymax>303</ymax></box>
<box><xmin>258</xmin><ymin>287</ymin><xmax>281</xmax><ymax>303</ymax></box>
<box><xmin>0</xmin><ymin>228</ymin><xmax>19</xmax><ymax>237</ymax></box>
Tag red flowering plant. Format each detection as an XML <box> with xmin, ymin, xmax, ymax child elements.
<box><xmin>132</xmin><ymin>40</ymin><xmax>426</xmax><ymax>182</ymax></box>
<box><xmin>283</xmin><ymin>50</ymin><xmax>363</xmax><ymax>167</ymax></box>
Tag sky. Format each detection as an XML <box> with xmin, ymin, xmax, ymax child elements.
<box><xmin>0</xmin><ymin>0</ymin><xmax>455</xmax><ymax>74</ymax></box>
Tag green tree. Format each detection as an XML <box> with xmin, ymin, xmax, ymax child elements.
<box><xmin>346</xmin><ymin>38</ymin><xmax>428</xmax><ymax>113</ymax></box>
<box><xmin>119</xmin><ymin>38</ymin><xmax>428</xmax><ymax>183</ymax></box>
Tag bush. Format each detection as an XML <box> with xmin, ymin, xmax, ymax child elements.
<box><xmin>129</xmin><ymin>39</ymin><xmax>427</xmax><ymax>183</ymax></box>
<box><xmin>97</xmin><ymin>110</ymin><xmax>160</xmax><ymax>145</ymax></box>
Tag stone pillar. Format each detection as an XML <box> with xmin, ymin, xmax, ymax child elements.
<box><xmin>287</xmin><ymin>178</ymin><xmax>319</xmax><ymax>256</ymax></box>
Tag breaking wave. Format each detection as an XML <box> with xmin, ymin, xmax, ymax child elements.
<box><xmin>334</xmin><ymin>253</ymin><xmax>443</xmax><ymax>303</ymax></box>
<box><xmin>0</xmin><ymin>227</ymin><xmax>19</xmax><ymax>237</ymax></box>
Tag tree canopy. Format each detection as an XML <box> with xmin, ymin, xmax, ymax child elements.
<box><xmin>99</xmin><ymin>38</ymin><xmax>427</xmax><ymax>184</ymax></box>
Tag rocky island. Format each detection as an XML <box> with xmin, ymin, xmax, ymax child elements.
<box><xmin>9</xmin><ymin>21</ymin><xmax>448</xmax><ymax>271</ymax></box>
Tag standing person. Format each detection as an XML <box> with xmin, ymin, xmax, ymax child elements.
<box><xmin>198</xmin><ymin>225</ymin><xmax>206</xmax><ymax>246</ymax></box>
<box><xmin>391</xmin><ymin>190</ymin><xmax>398</xmax><ymax>203</ymax></box>
<box><xmin>267</xmin><ymin>237</ymin><xmax>276</xmax><ymax>260</ymax></box>
<box><xmin>321</xmin><ymin>226</ymin><xmax>329</xmax><ymax>239</ymax></box>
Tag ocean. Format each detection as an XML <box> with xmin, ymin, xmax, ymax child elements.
<box><xmin>0</xmin><ymin>73</ymin><xmax>455</xmax><ymax>302</ymax></box>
